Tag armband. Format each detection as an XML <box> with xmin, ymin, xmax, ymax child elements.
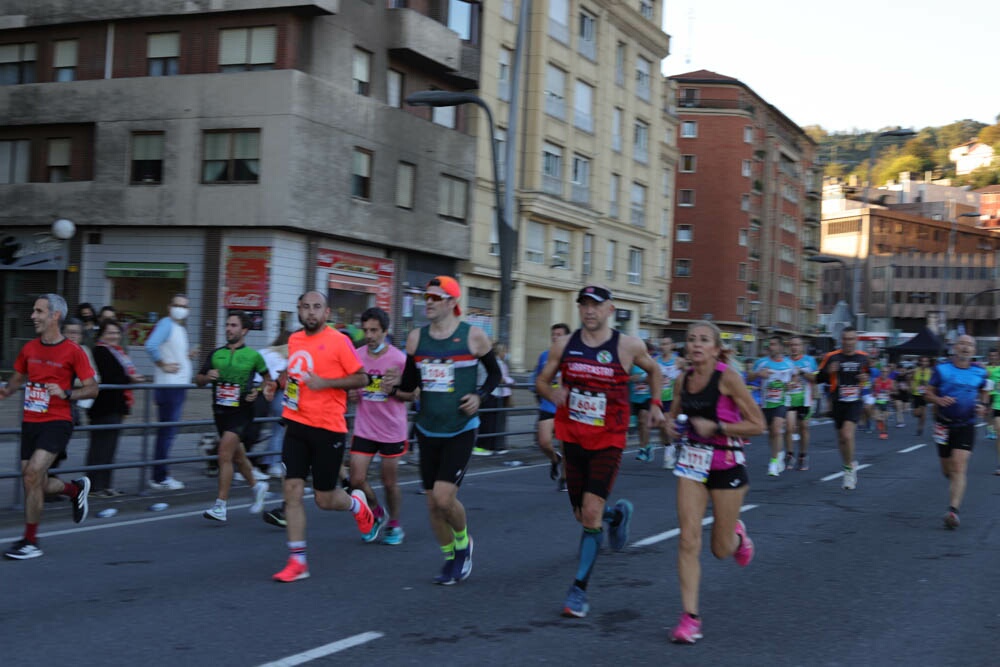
<box><xmin>650</xmin><ymin>398</ymin><xmax>663</xmax><ymax>409</ymax></box>
<box><xmin>389</xmin><ymin>386</ymin><xmax>399</xmax><ymax>397</ymax></box>
<box><xmin>66</xmin><ymin>389</ymin><xmax>73</xmax><ymax>401</ymax></box>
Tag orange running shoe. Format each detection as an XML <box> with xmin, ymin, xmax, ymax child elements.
<box><xmin>273</xmin><ymin>557</ymin><xmax>310</xmax><ymax>583</ymax></box>
<box><xmin>350</xmin><ymin>489</ymin><xmax>374</xmax><ymax>534</ymax></box>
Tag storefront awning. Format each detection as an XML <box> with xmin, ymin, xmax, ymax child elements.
<box><xmin>105</xmin><ymin>262</ymin><xmax>187</xmax><ymax>279</ymax></box>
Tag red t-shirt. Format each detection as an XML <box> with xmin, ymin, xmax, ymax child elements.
<box><xmin>282</xmin><ymin>327</ymin><xmax>362</xmax><ymax>432</ymax></box>
<box><xmin>14</xmin><ymin>338</ymin><xmax>96</xmax><ymax>423</ymax></box>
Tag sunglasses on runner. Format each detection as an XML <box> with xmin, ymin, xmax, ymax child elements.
<box><xmin>424</xmin><ymin>293</ymin><xmax>450</xmax><ymax>303</ymax></box>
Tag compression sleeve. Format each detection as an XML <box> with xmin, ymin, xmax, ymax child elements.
<box><xmin>477</xmin><ymin>349</ymin><xmax>502</xmax><ymax>399</ymax></box>
<box><xmin>399</xmin><ymin>354</ymin><xmax>421</xmax><ymax>393</ymax></box>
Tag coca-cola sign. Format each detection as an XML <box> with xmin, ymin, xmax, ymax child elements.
<box><xmin>224</xmin><ymin>246</ymin><xmax>270</xmax><ymax>329</ymax></box>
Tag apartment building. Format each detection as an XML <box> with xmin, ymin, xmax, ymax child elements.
<box><xmin>0</xmin><ymin>0</ymin><xmax>479</xmax><ymax>368</ymax></box>
<box><xmin>667</xmin><ymin>70</ymin><xmax>820</xmax><ymax>354</ymax></box>
<box><xmin>467</xmin><ymin>0</ymin><xmax>673</xmax><ymax>370</ymax></box>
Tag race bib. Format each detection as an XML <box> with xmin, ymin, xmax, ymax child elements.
<box><xmin>933</xmin><ymin>422</ymin><xmax>949</xmax><ymax>446</ymax></box>
<box><xmin>634</xmin><ymin>382</ymin><xmax>650</xmax><ymax>394</ymax></box>
<box><xmin>421</xmin><ymin>360</ymin><xmax>455</xmax><ymax>393</ymax></box>
<box><xmin>216</xmin><ymin>382</ymin><xmax>241</xmax><ymax>407</ymax></box>
<box><xmin>568</xmin><ymin>388</ymin><xmax>607</xmax><ymax>427</ymax></box>
<box><xmin>876</xmin><ymin>391</ymin><xmax>890</xmax><ymax>402</ymax></box>
<box><xmin>674</xmin><ymin>443</ymin><xmax>713</xmax><ymax>484</ymax></box>
<box><xmin>284</xmin><ymin>377</ymin><xmax>300</xmax><ymax>411</ymax></box>
<box><xmin>916</xmin><ymin>387</ymin><xmax>925</xmax><ymax>395</ymax></box>
<box><xmin>24</xmin><ymin>382</ymin><xmax>50</xmax><ymax>413</ymax></box>
<box><xmin>839</xmin><ymin>385</ymin><xmax>860</xmax><ymax>402</ymax></box>
<box><xmin>765</xmin><ymin>387</ymin><xmax>784</xmax><ymax>403</ymax></box>
<box><xmin>362</xmin><ymin>373</ymin><xmax>388</xmax><ymax>402</ymax></box>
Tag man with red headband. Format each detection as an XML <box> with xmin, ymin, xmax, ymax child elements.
<box><xmin>383</xmin><ymin>276</ymin><xmax>502</xmax><ymax>585</ymax></box>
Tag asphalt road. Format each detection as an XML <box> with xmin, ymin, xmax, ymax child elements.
<box><xmin>2</xmin><ymin>420</ymin><xmax>999</xmax><ymax>667</ymax></box>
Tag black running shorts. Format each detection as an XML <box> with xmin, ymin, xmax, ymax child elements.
<box><xmin>417</xmin><ymin>428</ymin><xmax>476</xmax><ymax>490</ymax></box>
<box><xmin>351</xmin><ymin>435</ymin><xmax>408</xmax><ymax>458</ymax></box>
<box><xmin>20</xmin><ymin>420</ymin><xmax>74</xmax><ymax>460</ymax></box>
<box><xmin>832</xmin><ymin>401</ymin><xmax>863</xmax><ymax>429</ymax></box>
<box><xmin>562</xmin><ymin>442</ymin><xmax>623</xmax><ymax>510</ymax></box>
<box><xmin>282</xmin><ymin>420</ymin><xmax>346</xmax><ymax>491</ymax></box>
<box><xmin>213</xmin><ymin>406</ymin><xmax>255</xmax><ymax>441</ymax></box>
<box><xmin>936</xmin><ymin>423</ymin><xmax>975</xmax><ymax>458</ymax></box>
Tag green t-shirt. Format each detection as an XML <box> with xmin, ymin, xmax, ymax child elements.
<box><xmin>201</xmin><ymin>344</ymin><xmax>268</xmax><ymax>410</ymax></box>
<box><xmin>988</xmin><ymin>365</ymin><xmax>1000</xmax><ymax>409</ymax></box>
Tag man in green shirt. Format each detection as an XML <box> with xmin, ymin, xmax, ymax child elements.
<box><xmin>986</xmin><ymin>349</ymin><xmax>1000</xmax><ymax>473</ymax></box>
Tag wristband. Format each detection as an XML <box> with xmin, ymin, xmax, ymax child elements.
<box><xmin>651</xmin><ymin>398</ymin><xmax>663</xmax><ymax>409</ymax></box>
<box><xmin>66</xmin><ymin>389</ymin><xmax>73</xmax><ymax>401</ymax></box>
<box><xmin>389</xmin><ymin>386</ymin><xmax>399</xmax><ymax>397</ymax></box>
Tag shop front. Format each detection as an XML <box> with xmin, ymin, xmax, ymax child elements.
<box><xmin>317</xmin><ymin>248</ymin><xmax>394</xmax><ymax>333</ymax></box>
<box><xmin>104</xmin><ymin>261</ymin><xmax>188</xmax><ymax>349</ymax></box>
<box><xmin>0</xmin><ymin>229</ymin><xmax>65</xmax><ymax>367</ymax></box>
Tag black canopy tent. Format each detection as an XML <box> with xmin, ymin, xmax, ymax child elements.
<box><xmin>887</xmin><ymin>328</ymin><xmax>942</xmax><ymax>360</ymax></box>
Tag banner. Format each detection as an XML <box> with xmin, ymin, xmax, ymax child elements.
<box><xmin>224</xmin><ymin>246</ymin><xmax>270</xmax><ymax>330</ymax></box>
<box><xmin>318</xmin><ymin>248</ymin><xmax>394</xmax><ymax>313</ymax></box>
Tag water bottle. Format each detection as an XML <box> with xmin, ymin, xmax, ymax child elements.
<box><xmin>664</xmin><ymin>413</ymin><xmax>689</xmax><ymax>470</ymax></box>
<box><xmin>674</xmin><ymin>414</ymin><xmax>690</xmax><ymax>445</ymax></box>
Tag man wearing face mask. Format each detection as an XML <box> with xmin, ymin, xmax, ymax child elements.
<box><xmin>145</xmin><ymin>294</ymin><xmax>199</xmax><ymax>490</ymax></box>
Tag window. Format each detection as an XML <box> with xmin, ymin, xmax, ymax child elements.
<box><xmin>738</xmin><ymin>229</ymin><xmax>748</xmax><ymax>246</ymax></box>
<box><xmin>148</xmin><ymin>33</ymin><xmax>180</xmax><ymax>76</ymax></box>
<box><xmin>352</xmin><ymin>48</ymin><xmax>371</xmax><ymax>95</ymax></box>
<box><xmin>545</xmin><ymin>64</ymin><xmax>566</xmax><ymax>119</ymax></box>
<box><xmin>628</xmin><ymin>247</ymin><xmax>643</xmax><ymax>284</ymax></box>
<box><xmin>489</xmin><ymin>225</ymin><xmax>500</xmax><ymax>256</ymax></box>
<box><xmin>495</xmin><ymin>127</ymin><xmax>507</xmax><ymax>182</ymax></box>
<box><xmin>635</xmin><ymin>56</ymin><xmax>651</xmax><ymax>101</ymax></box>
<box><xmin>498</xmin><ymin>48</ymin><xmax>511</xmax><ymax>101</ymax></box>
<box><xmin>447</xmin><ymin>0</ymin><xmax>473</xmax><ymax>40</ymax></box>
<box><xmin>741</xmin><ymin>193</ymin><xmax>750</xmax><ymax>211</ymax></box>
<box><xmin>615</xmin><ymin>42</ymin><xmax>626</xmax><ymax>86</ymax></box>
<box><xmin>582</xmin><ymin>233</ymin><xmax>593</xmax><ymax>276</ymax></box>
<box><xmin>219</xmin><ymin>26</ymin><xmax>277</xmax><ymax>72</ymax></box>
<box><xmin>432</xmin><ymin>103</ymin><xmax>456</xmax><ymax>128</ymax></box>
<box><xmin>680</xmin><ymin>154</ymin><xmax>696</xmax><ymax>173</ymax></box>
<box><xmin>630</xmin><ymin>182</ymin><xmax>646</xmax><ymax>227</ymax></box>
<box><xmin>679</xmin><ymin>189</ymin><xmax>694</xmax><ymax>206</ymax></box>
<box><xmin>612</xmin><ymin>108</ymin><xmax>623</xmax><ymax>152</ymax></box>
<box><xmin>680</xmin><ymin>87</ymin><xmax>700</xmax><ymax>107</ymax></box>
<box><xmin>571</xmin><ymin>154</ymin><xmax>590</xmax><ymax>204</ymax></box>
<box><xmin>741</xmin><ymin>159</ymin><xmax>752</xmax><ymax>177</ymax></box>
<box><xmin>548</xmin><ymin>0</ymin><xmax>570</xmax><ymax>43</ymax></box>
<box><xmin>639</xmin><ymin>0</ymin><xmax>654</xmax><ymax>19</ymax></box>
<box><xmin>395</xmin><ymin>162</ymin><xmax>414</xmax><ymax>209</ymax></box>
<box><xmin>662</xmin><ymin>167</ymin><xmax>672</xmax><ymax>199</ymax></box>
<box><xmin>53</xmin><ymin>40</ymin><xmax>78</xmax><ymax>82</ymax></box>
<box><xmin>780</xmin><ymin>244</ymin><xmax>795</xmax><ymax>263</ymax></box>
<box><xmin>350</xmin><ymin>148</ymin><xmax>372</xmax><ymax>198</ymax></box>
<box><xmin>526</xmin><ymin>221</ymin><xmax>545</xmax><ymax>263</ymax></box>
<box><xmin>542</xmin><ymin>142</ymin><xmax>562</xmax><ymax>195</ymax></box>
<box><xmin>744</xmin><ymin>125</ymin><xmax>754</xmax><ymax>143</ymax></box>
<box><xmin>609</xmin><ymin>173</ymin><xmax>620</xmax><ymax>218</ymax></box>
<box><xmin>606</xmin><ymin>239</ymin><xmax>617</xmax><ymax>280</ymax></box>
<box><xmin>387</xmin><ymin>69</ymin><xmax>404</xmax><ymax>107</ymax></box>
<box><xmin>438</xmin><ymin>175</ymin><xmax>468</xmax><ymax>221</ymax></box>
<box><xmin>131</xmin><ymin>132</ymin><xmax>164</xmax><ymax>184</ymax></box>
<box><xmin>502</xmin><ymin>0</ymin><xmax>515</xmax><ymax>20</ymax></box>
<box><xmin>553</xmin><ymin>228</ymin><xmax>571</xmax><ymax>268</ymax></box>
<box><xmin>673</xmin><ymin>293</ymin><xmax>690</xmax><ymax>311</ymax></box>
<box><xmin>0</xmin><ymin>42</ymin><xmax>37</xmax><ymax>85</ymax></box>
<box><xmin>777</xmin><ymin>306</ymin><xmax>792</xmax><ymax>324</ymax></box>
<box><xmin>676</xmin><ymin>224</ymin><xmax>692</xmax><ymax>242</ymax></box>
<box><xmin>574</xmin><ymin>80</ymin><xmax>594</xmax><ymax>132</ymax></box>
<box><xmin>681</xmin><ymin>121</ymin><xmax>697</xmax><ymax>138</ymax></box>
<box><xmin>203</xmin><ymin>130</ymin><xmax>260</xmax><ymax>183</ymax></box>
<box><xmin>45</xmin><ymin>138</ymin><xmax>71</xmax><ymax>182</ymax></box>
<box><xmin>738</xmin><ymin>263</ymin><xmax>747</xmax><ymax>280</ymax></box>
<box><xmin>634</xmin><ymin>120</ymin><xmax>649</xmax><ymax>163</ymax></box>
<box><xmin>0</xmin><ymin>139</ymin><xmax>30</xmax><ymax>183</ymax></box>
<box><xmin>578</xmin><ymin>11</ymin><xmax>597</xmax><ymax>60</ymax></box>
<box><xmin>675</xmin><ymin>259</ymin><xmax>691</xmax><ymax>277</ymax></box>
<box><xmin>737</xmin><ymin>297</ymin><xmax>746</xmax><ymax>317</ymax></box>
<box><xmin>660</xmin><ymin>249</ymin><xmax>668</xmax><ymax>278</ymax></box>
<box><xmin>779</xmin><ymin>276</ymin><xmax>794</xmax><ymax>294</ymax></box>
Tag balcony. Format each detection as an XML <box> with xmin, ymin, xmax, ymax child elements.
<box><xmin>803</xmin><ymin>215</ymin><xmax>820</xmax><ymax>228</ymax></box>
<box><xmin>803</xmin><ymin>240</ymin><xmax>819</xmax><ymax>255</ymax></box>
<box><xmin>387</xmin><ymin>8</ymin><xmax>462</xmax><ymax>73</ymax></box>
<box><xmin>802</xmin><ymin>268</ymin><xmax>818</xmax><ymax>282</ymax></box>
<box><xmin>570</xmin><ymin>183</ymin><xmax>590</xmax><ymax>206</ymax></box>
<box><xmin>801</xmin><ymin>297</ymin><xmax>816</xmax><ymax>309</ymax></box>
<box><xmin>542</xmin><ymin>174</ymin><xmax>562</xmax><ymax>196</ymax></box>
<box><xmin>806</xmin><ymin>189</ymin><xmax>821</xmax><ymax>200</ymax></box>
<box><xmin>677</xmin><ymin>97</ymin><xmax>754</xmax><ymax>114</ymax></box>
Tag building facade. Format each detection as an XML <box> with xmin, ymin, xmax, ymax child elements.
<box><xmin>0</xmin><ymin>0</ymin><xmax>480</xmax><ymax>368</ymax></box>
<box><xmin>667</xmin><ymin>70</ymin><xmax>820</xmax><ymax>354</ymax></box>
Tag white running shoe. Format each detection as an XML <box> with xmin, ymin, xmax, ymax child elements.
<box><xmin>150</xmin><ymin>477</ymin><xmax>186</xmax><ymax>491</ymax></box>
<box><xmin>842</xmin><ymin>462</ymin><xmax>858</xmax><ymax>490</ymax></box>
<box><xmin>662</xmin><ymin>445</ymin><xmax>678</xmax><ymax>470</ymax></box>
<box><xmin>250</xmin><ymin>482</ymin><xmax>268</xmax><ymax>514</ymax></box>
<box><xmin>203</xmin><ymin>502</ymin><xmax>227</xmax><ymax>522</ymax></box>
<box><xmin>767</xmin><ymin>459</ymin><xmax>781</xmax><ymax>477</ymax></box>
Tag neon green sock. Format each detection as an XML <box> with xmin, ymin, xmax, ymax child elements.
<box><xmin>440</xmin><ymin>542</ymin><xmax>455</xmax><ymax>560</ymax></box>
<box><xmin>453</xmin><ymin>527</ymin><xmax>469</xmax><ymax>550</ymax></box>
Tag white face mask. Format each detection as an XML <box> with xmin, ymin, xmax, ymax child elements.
<box><xmin>170</xmin><ymin>306</ymin><xmax>189</xmax><ymax>321</ymax></box>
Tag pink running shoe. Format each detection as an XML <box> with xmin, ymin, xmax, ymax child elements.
<box><xmin>669</xmin><ymin>612</ymin><xmax>703</xmax><ymax>644</ymax></box>
<box><xmin>733</xmin><ymin>519</ymin><xmax>755</xmax><ymax>567</ymax></box>
<box><xmin>351</xmin><ymin>489</ymin><xmax>374</xmax><ymax>534</ymax></box>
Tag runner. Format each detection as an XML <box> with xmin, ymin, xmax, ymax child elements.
<box><xmin>533</xmin><ymin>323</ymin><xmax>571</xmax><ymax>490</ymax></box>
<box><xmin>891</xmin><ymin>362</ymin><xmax>910</xmax><ymax>429</ymax></box>
<box><xmin>924</xmin><ymin>335</ymin><xmax>989</xmax><ymax>529</ymax></box>
<box><xmin>750</xmin><ymin>336</ymin><xmax>798</xmax><ymax>477</ymax></box>
<box><xmin>657</xmin><ymin>337</ymin><xmax>687</xmax><ymax>469</ymax></box>
<box><xmin>910</xmin><ymin>356</ymin><xmax>933</xmax><ymax>436</ymax></box>
<box><xmin>348</xmin><ymin>307</ymin><xmax>415</xmax><ymax>546</ymax></box>
<box><xmin>872</xmin><ymin>370</ymin><xmax>895</xmax><ymax>440</ymax></box>
<box><xmin>535</xmin><ymin>285</ymin><xmax>664</xmax><ymax>618</ymax></box>
<box><xmin>785</xmin><ymin>336</ymin><xmax>818</xmax><ymax>470</ymax></box>
<box><xmin>271</xmin><ymin>291</ymin><xmax>374</xmax><ymax>583</ymax></box>
<box><xmin>817</xmin><ymin>327</ymin><xmax>871</xmax><ymax>490</ymax></box>
<box><xmin>382</xmin><ymin>276</ymin><xmax>501</xmax><ymax>585</ymax></box>
<box><xmin>630</xmin><ymin>345</ymin><xmax>654</xmax><ymax>462</ymax></box>
<box><xmin>986</xmin><ymin>350</ymin><xmax>1000</xmax><ymax>465</ymax></box>
<box><xmin>1</xmin><ymin>294</ymin><xmax>98</xmax><ymax>560</ymax></box>
<box><xmin>194</xmin><ymin>312</ymin><xmax>274</xmax><ymax>523</ymax></box>
<box><xmin>665</xmin><ymin>320</ymin><xmax>764</xmax><ymax>644</ymax></box>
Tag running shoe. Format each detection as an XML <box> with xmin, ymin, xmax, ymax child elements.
<box><xmin>263</xmin><ymin>506</ymin><xmax>287</xmax><ymax>527</ymax></box>
<box><xmin>943</xmin><ymin>511</ymin><xmax>960</xmax><ymax>530</ymax></box>
<box><xmin>71</xmin><ymin>476</ymin><xmax>90</xmax><ymax>524</ymax></box>
<box><xmin>767</xmin><ymin>459</ymin><xmax>781</xmax><ymax>477</ymax></box>
<box><xmin>635</xmin><ymin>446</ymin><xmax>652</xmax><ymax>462</ymax></box>
<box><xmin>272</xmin><ymin>557</ymin><xmax>310</xmax><ymax>583</ymax></box>
<box><xmin>557</xmin><ymin>477</ymin><xmax>567</xmax><ymax>492</ymax></box>
<box><xmin>733</xmin><ymin>519</ymin><xmax>755</xmax><ymax>567</ymax></box>
<box><xmin>381</xmin><ymin>525</ymin><xmax>405</xmax><ymax>546</ymax></box>
<box><xmin>561</xmin><ymin>584</ymin><xmax>589</xmax><ymax>618</ymax></box>
<box><xmin>896</xmin><ymin>422</ymin><xmax>906</xmax><ymax>428</ymax></box>
<box><xmin>784</xmin><ymin>452</ymin><xmax>795</xmax><ymax>472</ymax></box>
<box><xmin>433</xmin><ymin>559</ymin><xmax>457</xmax><ymax>585</ymax></box>
<box><xmin>662</xmin><ymin>444</ymin><xmax>678</xmax><ymax>470</ymax></box>
<box><xmin>471</xmin><ymin>447</ymin><xmax>493</xmax><ymax>456</ymax></box>
<box><xmin>350</xmin><ymin>490</ymin><xmax>374</xmax><ymax>534</ymax></box>
<box><xmin>879</xmin><ymin>432</ymin><xmax>889</xmax><ymax>440</ymax></box>
<box><xmin>249</xmin><ymin>482</ymin><xmax>268</xmax><ymax>514</ymax></box>
<box><xmin>550</xmin><ymin>452</ymin><xmax>563</xmax><ymax>481</ymax></box>
<box><xmin>669</xmin><ymin>612</ymin><xmax>703</xmax><ymax>644</ymax></box>
<box><xmin>363</xmin><ymin>512</ymin><xmax>385</xmax><ymax>543</ymax></box>
<box><xmin>608</xmin><ymin>499</ymin><xmax>633</xmax><ymax>551</ymax></box>
<box><xmin>149</xmin><ymin>477</ymin><xmax>186</xmax><ymax>491</ymax></box>
<box><xmin>4</xmin><ymin>539</ymin><xmax>42</xmax><ymax>560</ymax></box>
<box><xmin>797</xmin><ymin>455</ymin><xmax>810</xmax><ymax>471</ymax></box>
<box><xmin>842</xmin><ymin>462</ymin><xmax>857</xmax><ymax>490</ymax></box>
<box><xmin>444</xmin><ymin>537</ymin><xmax>473</xmax><ymax>585</ymax></box>
<box><xmin>203</xmin><ymin>503</ymin><xmax>227</xmax><ymax>522</ymax></box>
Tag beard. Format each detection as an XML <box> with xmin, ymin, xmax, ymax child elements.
<box><xmin>299</xmin><ymin>314</ymin><xmax>323</xmax><ymax>333</ymax></box>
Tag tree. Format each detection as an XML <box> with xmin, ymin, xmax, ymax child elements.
<box><xmin>978</xmin><ymin>123</ymin><xmax>1000</xmax><ymax>146</ymax></box>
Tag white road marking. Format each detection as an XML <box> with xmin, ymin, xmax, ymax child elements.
<box><xmin>820</xmin><ymin>463</ymin><xmax>872</xmax><ymax>482</ymax></box>
<box><xmin>256</xmin><ymin>631</ymin><xmax>383</xmax><ymax>667</ymax></box>
<box><xmin>631</xmin><ymin>504</ymin><xmax>759</xmax><ymax>547</ymax></box>
<box><xmin>898</xmin><ymin>444</ymin><xmax>927</xmax><ymax>453</ymax></box>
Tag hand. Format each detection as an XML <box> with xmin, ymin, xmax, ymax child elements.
<box><xmin>459</xmin><ymin>393</ymin><xmax>481</xmax><ymax>416</ymax></box>
<box><xmin>688</xmin><ymin>416</ymin><xmax>717</xmax><ymax>438</ymax></box>
<box><xmin>131</xmin><ymin>374</ymin><xmax>147</xmax><ymax>383</ymax></box>
<box><xmin>937</xmin><ymin>395</ymin><xmax>956</xmax><ymax>407</ymax></box>
<box><xmin>189</xmin><ymin>346</ymin><xmax>201</xmax><ymax>359</ymax></box>
<box><xmin>45</xmin><ymin>383</ymin><xmax>68</xmax><ymax>399</ymax></box>
<box><xmin>647</xmin><ymin>405</ymin><xmax>666</xmax><ymax>429</ymax></box>
<box><xmin>206</xmin><ymin>369</ymin><xmax>219</xmax><ymax>380</ymax></box>
<box><xmin>245</xmin><ymin>387</ymin><xmax>260</xmax><ymax>402</ymax></box>
<box><xmin>348</xmin><ymin>388</ymin><xmax>359</xmax><ymax>402</ymax></box>
<box><xmin>263</xmin><ymin>383</ymin><xmax>276</xmax><ymax>402</ymax></box>
<box><xmin>549</xmin><ymin>387</ymin><xmax>568</xmax><ymax>407</ymax></box>
<box><xmin>382</xmin><ymin>367</ymin><xmax>401</xmax><ymax>392</ymax></box>
<box><xmin>302</xmin><ymin>372</ymin><xmax>326</xmax><ymax>390</ymax></box>
<box><xmin>161</xmin><ymin>362</ymin><xmax>180</xmax><ymax>374</ymax></box>
<box><xmin>665</xmin><ymin>421</ymin><xmax>678</xmax><ymax>440</ymax></box>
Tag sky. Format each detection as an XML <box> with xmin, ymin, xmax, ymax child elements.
<box><xmin>661</xmin><ymin>0</ymin><xmax>997</xmax><ymax>133</ymax></box>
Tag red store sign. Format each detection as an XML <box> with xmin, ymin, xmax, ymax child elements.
<box><xmin>317</xmin><ymin>249</ymin><xmax>394</xmax><ymax>312</ymax></box>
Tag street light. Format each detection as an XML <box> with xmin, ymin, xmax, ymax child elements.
<box><xmin>51</xmin><ymin>218</ymin><xmax>76</xmax><ymax>295</ymax></box>
<box><xmin>405</xmin><ymin>90</ymin><xmax>515</xmax><ymax>346</ymax></box>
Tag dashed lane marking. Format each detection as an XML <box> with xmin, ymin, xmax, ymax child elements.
<box><xmin>820</xmin><ymin>463</ymin><xmax>872</xmax><ymax>483</ymax></box>
<box><xmin>630</xmin><ymin>504</ymin><xmax>759</xmax><ymax>548</ymax></box>
<box><xmin>256</xmin><ymin>632</ymin><xmax>384</xmax><ymax>667</ymax></box>
<box><xmin>898</xmin><ymin>444</ymin><xmax>927</xmax><ymax>453</ymax></box>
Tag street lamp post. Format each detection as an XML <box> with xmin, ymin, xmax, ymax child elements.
<box><xmin>405</xmin><ymin>91</ymin><xmax>515</xmax><ymax>346</ymax></box>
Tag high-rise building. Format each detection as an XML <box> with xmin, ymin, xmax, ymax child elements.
<box><xmin>667</xmin><ymin>70</ymin><xmax>820</xmax><ymax>354</ymax></box>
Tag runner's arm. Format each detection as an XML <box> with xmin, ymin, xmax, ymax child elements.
<box><xmin>0</xmin><ymin>371</ymin><xmax>27</xmax><ymax>399</ymax></box>
<box><xmin>536</xmin><ymin>336</ymin><xmax>570</xmax><ymax>404</ymax></box>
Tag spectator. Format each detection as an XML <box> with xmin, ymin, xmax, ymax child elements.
<box><xmin>260</xmin><ymin>330</ymin><xmax>291</xmax><ymax>477</ymax></box>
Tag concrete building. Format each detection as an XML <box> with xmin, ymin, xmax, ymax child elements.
<box><xmin>667</xmin><ymin>70</ymin><xmax>820</xmax><ymax>354</ymax></box>
<box><xmin>0</xmin><ymin>1</ymin><xmax>480</xmax><ymax>368</ymax></box>
<box><xmin>466</xmin><ymin>0</ymin><xmax>673</xmax><ymax>370</ymax></box>
<box><xmin>949</xmin><ymin>141</ymin><xmax>995</xmax><ymax>176</ymax></box>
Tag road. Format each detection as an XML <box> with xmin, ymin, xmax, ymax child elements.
<box><xmin>2</xmin><ymin>421</ymin><xmax>999</xmax><ymax>667</ymax></box>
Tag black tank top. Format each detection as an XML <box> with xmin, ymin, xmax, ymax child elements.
<box><xmin>681</xmin><ymin>368</ymin><xmax>723</xmax><ymax>422</ymax></box>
